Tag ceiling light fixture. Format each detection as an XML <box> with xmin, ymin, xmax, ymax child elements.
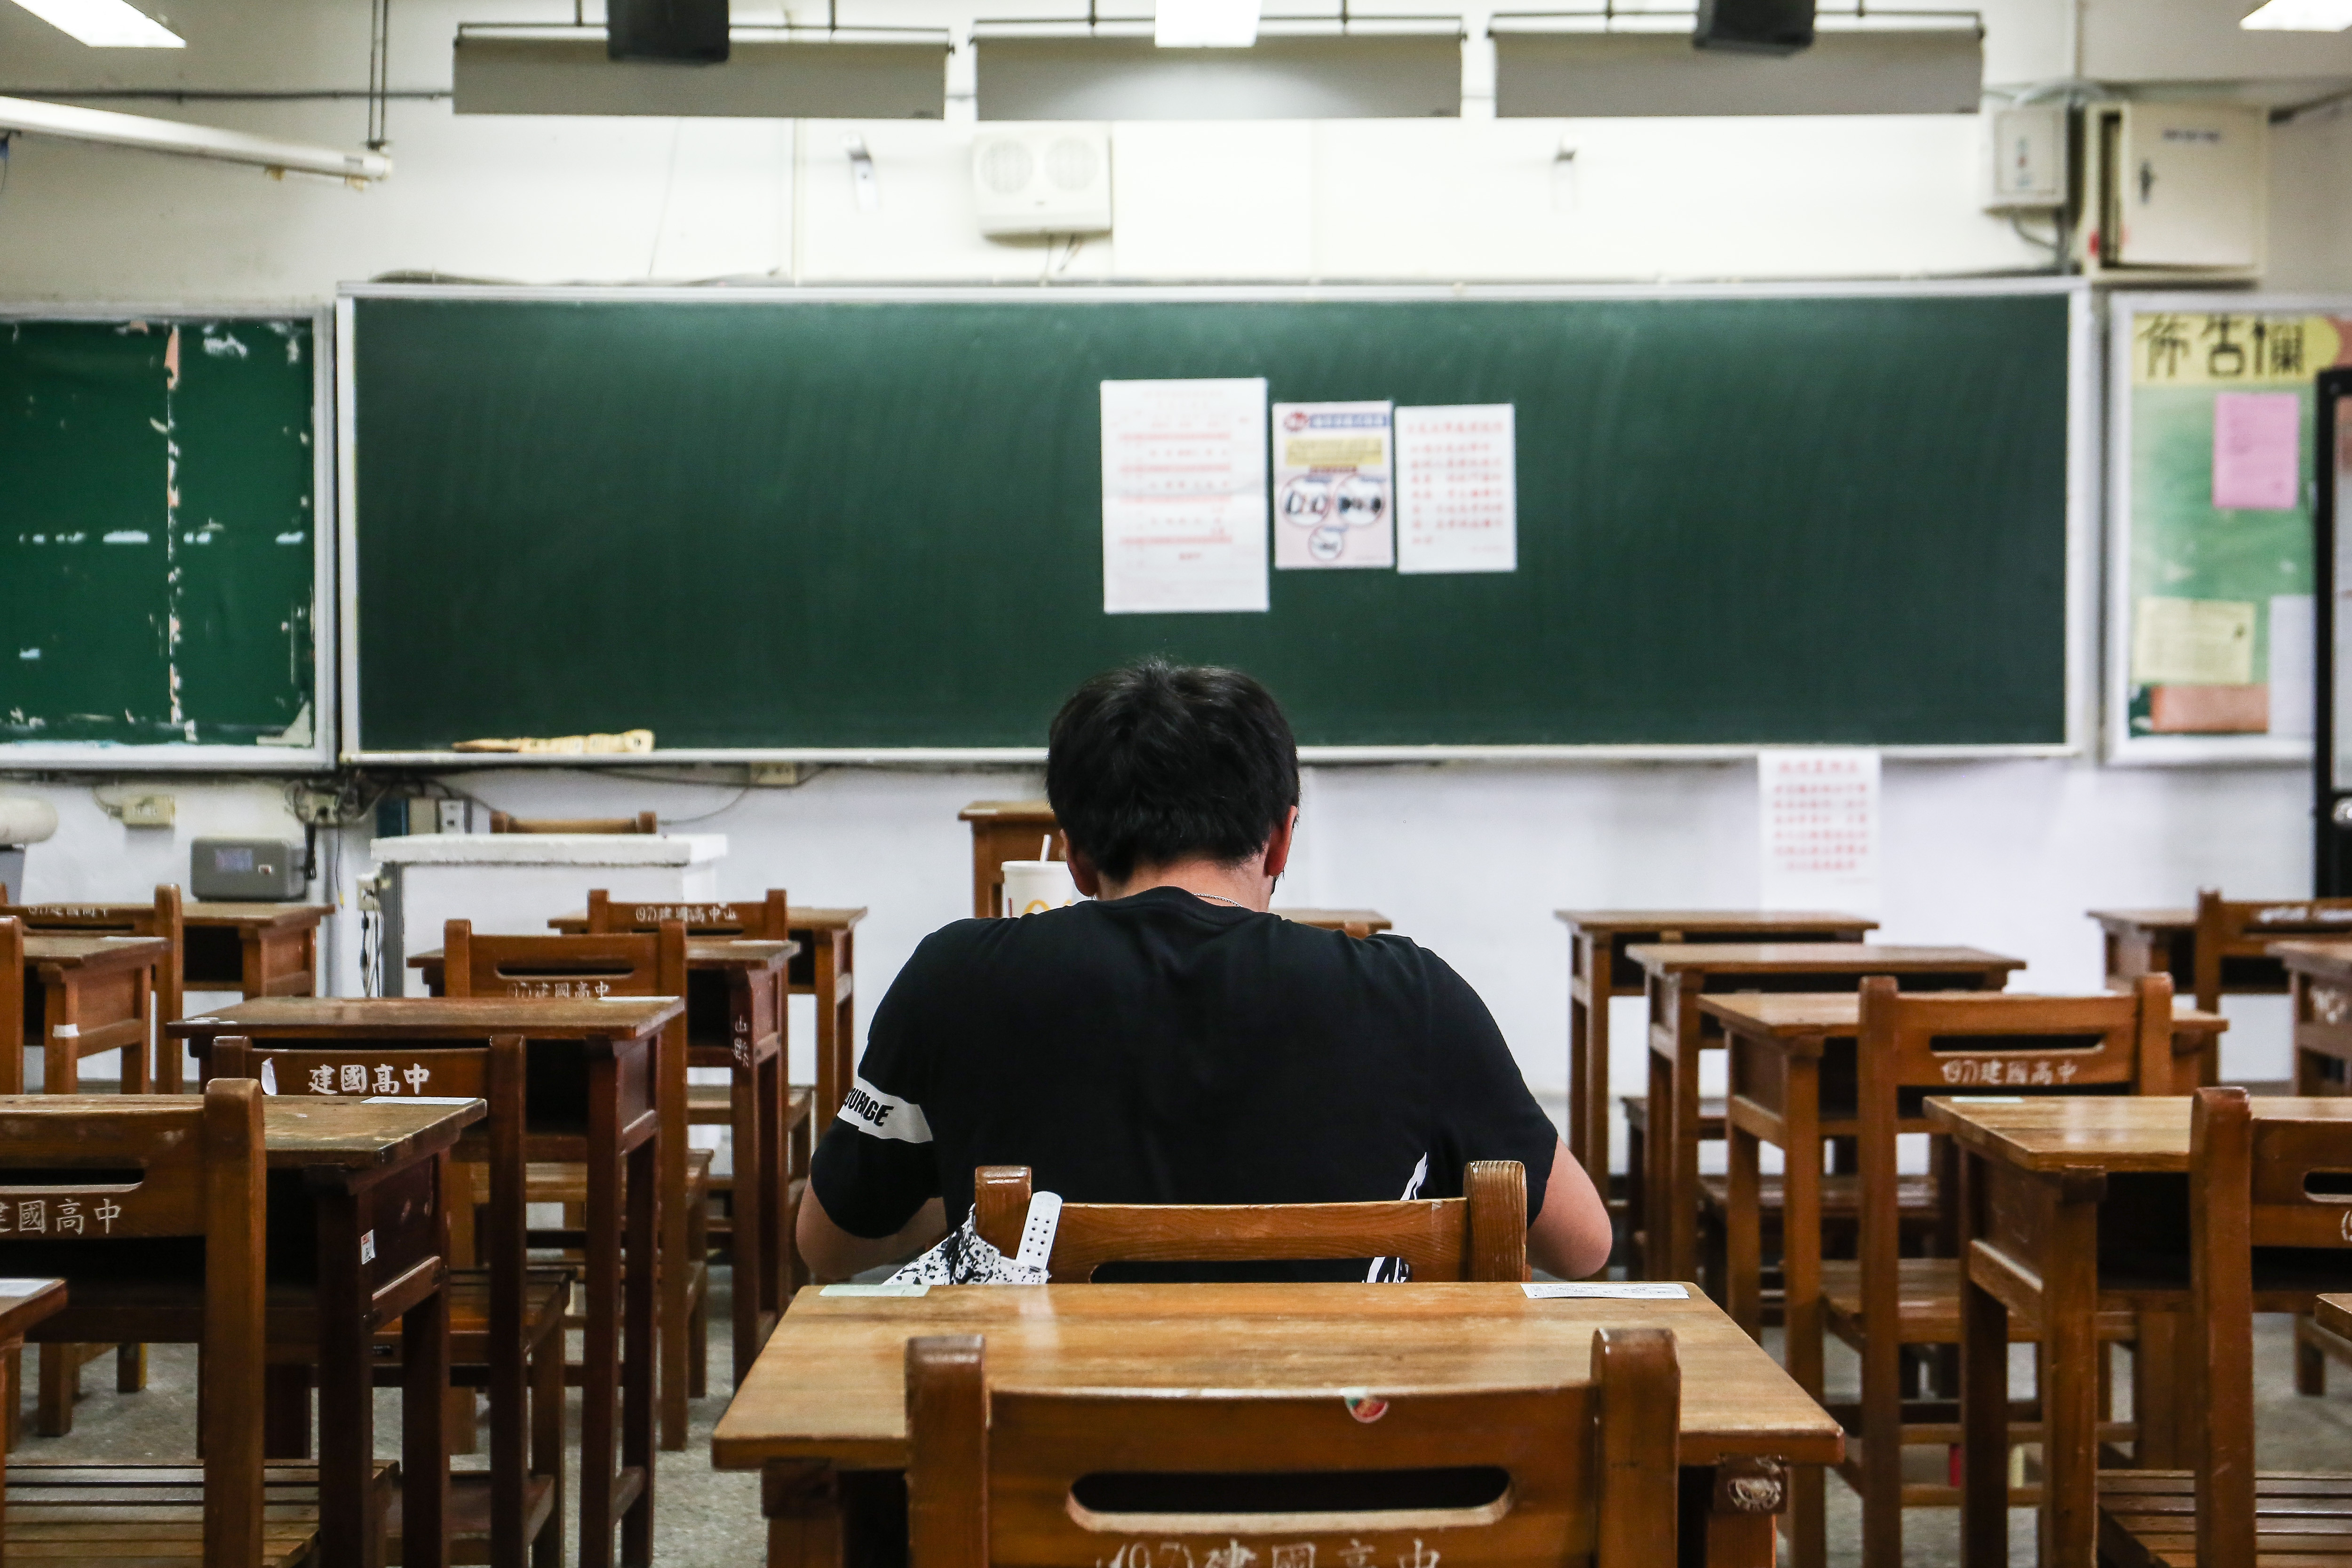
<box><xmin>0</xmin><ymin>95</ymin><xmax>391</xmax><ymax>180</ymax></box>
<box><xmin>1154</xmin><ymin>0</ymin><xmax>1261</xmax><ymax>48</ymax></box>
<box><xmin>2241</xmin><ymin>0</ymin><xmax>2352</xmax><ymax>29</ymax></box>
<box><xmin>8</xmin><ymin>0</ymin><xmax>184</xmax><ymax>47</ymax></box>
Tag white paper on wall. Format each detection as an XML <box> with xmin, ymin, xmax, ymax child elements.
<box><xmin>1395</xmin><ymin>404</ymin><xmax>1516</xmax><ymax>574</ymax></box>
<box><xmin>1100</xmin><ymin>377</ymin><xmax>1270</xmax><ymax>614</ymax></box>
<box><xmin>1272</xmin><ymin>400</ymin><xmax>1394</xmax><ymax>569</ymax></box>
<box><xmin>1757</xmin><ymin>748</ymin><xmax>1880</xmax><ymax>917</ymax></box>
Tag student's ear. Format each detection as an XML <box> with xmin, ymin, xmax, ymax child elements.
<box><xmin>1262</xmin><ymin>806</ymin><xmax>1300</xmax><ymax>878</ymax></box>
<box><xmin>1067</xmin><ymin>849</ymin><xmax>1104</xmax><ymax>899</ymax></box>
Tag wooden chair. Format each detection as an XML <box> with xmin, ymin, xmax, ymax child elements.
<box><xmin>2191</xmin><ymin>887</ymin><xmax>2352</xmax><ymax>1013</ymax></box>
<box><xmin>0</xmin><ymin>883</ymin><xmax>185</xmax><ymax>1088</ymax></box>
<box><xmin>0</xmin><ymin>1080</ymin><xmax>327</xmax><ymax>1568</ymax></box>
<box><xmin>1826</xmin><ymin>975</ymin><xmax>2187</xmax><ymax>1568</ymax></box>
<box><xmin>2097</xmin><ymin>1087</ymin><xmax>2352</xmax><ymax>1568</ymax></box>
<box><xmin>208</xmin><ymin>1035</ymin><xmax>569</xmax><ymax>1568</ymax></box>
<box><xmin>438</xmin><ymin>921</ymin><xmax>709</xmax><ymax>1451</ymax></box>
<box><xmin>582</xmin><ymin>887</ymin><xmax>815</xmax><ymax>1326</ymax></box>
<box><xmin>904</xmin><ymin>1324</ymin><xmax>1680</xmax><ymax>1568</ymax></box>
<box><xmin>972</xmin><ymin>1162</ymin><xmax>1529</xmax><ymax>1282</ymax></box>
<box><xmin>487</xmin><ymin>811</ymin><xmax>659</xmax><ymax>835</ymax></box>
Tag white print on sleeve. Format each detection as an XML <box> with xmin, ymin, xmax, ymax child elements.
<box><xmin>837</xmin><ymin>1075</ymin><xmax>935</xmax><ymax>1145</ymax></box>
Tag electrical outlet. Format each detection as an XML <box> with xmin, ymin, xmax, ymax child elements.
<box><xmin>116</xmin><ymin>794</ymin><xmax>175</xmax><ymax>828</ymax></box>
<box><xmin>436</xmin><ymin>799</ymin><xmax>469</xmax><ymax>833</ymax></box>
<box><xmin>751</xmin><ymin>764</ymin><xmax>816</xmax><ymax>787</ymax></box>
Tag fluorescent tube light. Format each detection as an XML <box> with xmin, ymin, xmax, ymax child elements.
<box><xmin>0</xmin><ymin>95</ymin><xmax>391</xmax><ymax>180</ymax></box>
<box><xmin>1155</xmin><ymin>0</ymin><xmax>1260</xmax><ymax>48</ymax></box>
<box><xmin>8</xmin><ymin>0</ymin><xmax>184</xmax><ymax>47</ymax></box>
<box><xmin>2241</xmin><ymin>0</ymin><xmax>2352</xmax><ymax>28</ymax></box>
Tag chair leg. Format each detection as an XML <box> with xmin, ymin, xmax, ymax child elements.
<box><xmin>114</xmin><ymin>1341</ymin><xmax>145</xmax><ymax>1393</ymax></box>
<box><xmin>689</xmin><ymin>1190</ymin><xmax>710</xmax><ymax>1401</ymax></box>
<box><xmin>2297</xmin><ymin>1314</ymin><xmax>2330</xmax><ymax>1396</ymax></box>
<box><xmin>531</xmin><ymin>1312</ymin><xmax>566</xmax><ymax>1568</ymax></box>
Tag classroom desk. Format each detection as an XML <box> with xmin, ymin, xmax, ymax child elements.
<box><xmin>2275</xmin><ymin>939</ymin><xmax>2352</xmax><ymax>1095</ymax></box>
<box><xmin>2321</xmin><ymin>1294</ymin><xmax>2352</xmax><ymax>1341</ymax></box>
<box><xmin>711</xmin><ymin>1281</ymin><xmax>1843</xmax><ymax>1568</ymax></box>
<box><xmin>181</xmin><ymin>901</ymin><xmax>329</xmax><ymax>997</ymax></box>
<box><xmin>2088</xmin><ymin>903</ymin><xmax>2349</xmax><ymax>1017</ymax></box>
<box><xmin>411</xmin><ymin>938</ymin><xmax>801</xmax><ymax>1375</ymax></box>
<box><xmin>1711</xmin><ymin>996</ymin><xmax>2222</xmax><ymax>1568</ymax></box>
<box><xmin>1553</xmin><ymin>912</ymin><xmax>1877</xmax><ymax>1211</ymax></box>
<box><xmin>8</xmin><ymin>934</ymin><xmax>171</xmax><ymax>1096</ymax></box>
<box><xmin>1930</xmin><ymin>1095</ymin><xmax>2352</xmax><ymax>1568</ymax></box>
<box><xmin>7</xmin><ymin>1098</ymin><xmax>473</xmax><ymax>1568</ymax></box>
<box><xmin>1629</xmin><ymin>944</ymin><xmax>2025</xmax><ymax>1289</ymax></box>
<box><xmin>172</xmin><ymin>997</ymin><xmax>679</xmax><ymax>1568</ymax></box>
<box><xmin>0</xmin><ymin>1276</ymin><xmax>65</xmax><ymax>1482</ymax></box>
<box><xmin>547</xmin><ymin>905</ymin><xmax>867</xmax><ymax>1124</ymax></box>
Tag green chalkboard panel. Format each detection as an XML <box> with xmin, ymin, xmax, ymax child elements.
<box><xmin>349</xmin><ymin>288</ymin><xmax>2072</xmax><ymax>752</ymax></box>
<box><xmin>1</xmin><ymin>317</ymin><xmax>318</xmax><ymax>748</ymax></box>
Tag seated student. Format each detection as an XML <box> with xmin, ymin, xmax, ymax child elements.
<box><xmin>798</xmin><ymin>659</ymin><xmax>1612</xmax><ymax>1282</ymax></box>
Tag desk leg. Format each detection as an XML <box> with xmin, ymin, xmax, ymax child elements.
<box><xmin>624</xmin><ymin>1124</ymin><xmax>659</xmax><ymax>1567</ymax></box>
<box><xmin>1570</xmin><ymin>964</ymin><xmax>1607</xmax><ymax>1191</ymax></box>
<box><xmin>1667</xmin><ymin>980</ymin><xmax>1702</xmax><ymax>1285</ymax></box>
<box><xmin>763</xmin><ymin>1462</ymin><xmax>842</xmax><ymax>1568</ymax></box>
<box><xmin>583</xmin><ymin>1068</ymin><xmax>625</xmax><ymax>1568</ymax></box>
<box><xmin>2039</xmin><ymin>1172</ymin><xmax>2103</xmax><ymax>1568</ymax></box>
<box><xmin>1724</xmin><ymin>1116</ymin><xmax>1761</xmax><ymax>1340</ymax></box>
<box><xmin>316</xmin><ymin>1180</ymin><xmax>382</xmax><ymax>1568</ymax></box>
<box><xmin>1644</xmin><ymin>1036</ymin><xmax>1673</xmax><ymax>1283</ymax></box>
<box><xmin>2133</xmin><ymin>1308</ymin><xmax>2182</xmax><ymax>1467</ymax></box>
<box><xmin>1959</xmin><ymin>1150</ymin><xmax>2008</xmax><ymax>1568</ymax></box>
<box><xmin>1781</xmin><ymin>1059</ymin><xmax>1824</xmax><ymax>1568</ymax></box>
<box><xmin>36</xmin><ymin>980</ymin><xmax>81</xmax><ymax>1439</ymax></box>
<box><xmin>730</xmin><ymin>1003</ymin><xmax>768</xmax><ymax>1392</ymax></box>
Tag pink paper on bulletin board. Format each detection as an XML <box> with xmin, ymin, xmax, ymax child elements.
<box><xmin>2213</xmin><ymin>392</ymin><xmax>2301</xmax><ymax>511</ymax></box>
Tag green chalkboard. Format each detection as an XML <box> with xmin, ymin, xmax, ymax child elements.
<box><xmin>349</xmin><ymin>288</ymin><xmax>2073</xmax><ymax>752</ymax></box>
<box><xmin>1</xmin><ymin>317</ymin><xmax>319</xmax><ymax>748</ymax></box>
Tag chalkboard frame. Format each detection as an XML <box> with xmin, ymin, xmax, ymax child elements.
<box><xmin>337</xmin><ymin>278</ymin><xmax>2096</xmax><ymax>765</ymax></box>
<box><xmin>2104</xmin><ymin>291</ymin><xmax>2352</xmax><ymax>768</ymax></box>
<box><xmin>1</xmin><ymin>302</ymin><xmax>338</xmax><ymax>772</ymax></box>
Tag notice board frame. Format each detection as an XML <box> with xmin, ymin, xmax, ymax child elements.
<box><xmin>335</xmin><ymin>277</ymin><xmax>2097</xmax><ymax>767</ymax></box>
<box><xmin>0</xmin><ymin>301</ymin><xmax>338</xmax><ymax>773</ymax></box>
<box><xmin>2104</xmin><ymin>290</ymin><xmax>2352</xmax><ymax>768</ymax></box>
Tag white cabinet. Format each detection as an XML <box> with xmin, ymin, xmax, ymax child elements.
<box><xmin>2081</xmin><ymin>102</ymin><xmax>2267</xmax><ymax>275</ymax></box>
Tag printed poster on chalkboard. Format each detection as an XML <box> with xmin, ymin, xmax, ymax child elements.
<box><xmin>1272</xmin><ymin>401</ymin><xmax>1393</xmax><ymax>569</ymax></box>
<box><xmin>1099</xmin><ymin>378</ymin><xmax>1270</xmax><ymax>615</ymax></box>
<box><xmin>1396</xmin><ymin>404</ymin><xmax>1517</xmax><ymax>574</ymax></box>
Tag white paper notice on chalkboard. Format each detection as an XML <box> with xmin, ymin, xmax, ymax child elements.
<box><xmin>1396</xmin><ymin>404</ymin><xmax>1516</xmax><ymax>574</ymax></box>
<box><xmin>1100</xmin><ymin>378</ymin><xmax>1270</xmax><ymax>614</ymax></box>
<box><xmin>1758</xmin><ymin>748</ymin><xmax>1880</xmax><ymax>916</ymax></box>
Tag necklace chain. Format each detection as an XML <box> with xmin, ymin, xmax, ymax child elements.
<box><xmin>1194</xmin><ymin>891</ymin><xmax>1248</xmax><ymax>908</ymax></box>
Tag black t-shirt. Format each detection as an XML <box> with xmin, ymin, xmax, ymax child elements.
<box><xmin>809</xmin><ymin>887</ymin><xmax>1559</xmax><ymax>1280</ymax></box>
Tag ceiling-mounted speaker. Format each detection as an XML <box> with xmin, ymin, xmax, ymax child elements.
<box><xmin>1693</xmin><ymin>0</ymin><xmax>1813</xmax><ymax>55</ymax></box>
<box><xmin>608</xmin><ymin>0</ymin><xmax>730</xmax><ymax>62</ymax></box>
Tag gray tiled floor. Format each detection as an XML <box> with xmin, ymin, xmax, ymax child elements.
<box><xmin>15</xmin><ymin>1277</ymin><xmax>2352</xmax><ymax>1567</ymax></box>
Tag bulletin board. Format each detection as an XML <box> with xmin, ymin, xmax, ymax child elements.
<box><xmin>0</xmin><ymin>309</ymin><xmax>335</xmax><ymax>769</ymax></box>
<box><xmin>2107</xmin><ymin>294</ymin><xmax>2352</xmax><ymax>764</ymax></box>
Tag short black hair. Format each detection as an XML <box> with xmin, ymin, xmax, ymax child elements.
<box><xmin>1046</xmin><ymin>660</ymin><xmax>1301</xmax><ymax>884</ymax></box>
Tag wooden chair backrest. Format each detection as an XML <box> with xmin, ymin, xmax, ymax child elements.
<box><xmin>2193</xmin><ymin>887</ymin><xmax>2352</xmax><ymax>1009</ymax></box>
<box><xmin>1859</xmin><ymin>973</ymin><xmax>2177</xmax><ymax>1099</ymax></box>
<box><xmin>441</xmin><ymin>920</ymin><xmax>687</xmax><ymax>1003</ymax></box>
<box><xmin>2183</xmin><ymin>1089</ymin><xmax>2352</xmax><ymax>1563</ymax></box>
<box><xmin>972</xmin><ymin>1162</ymin><xmax>1528</xmax><ymax>1282</ymax></box>
<box><xmin>906</xmin><ymin>1326</ymin><xmax>1678</xmax><ymax>1568</ymax></box>
<box><xmin>584</xmin><ymin>887</ymin><xmax>791</xmax><ymax>939</ymax></box>
<box><xmin>488</xmin><ymin>810</ymin><xmax>659</xmax><ymax>835</ymax></box>
<box><xmin>209</xmin><ymin>1032</ymin><xmax>524</xmax><ymax>1263</ymax></box>
<box><xmin>0</xmin><ymin>1080</ymin><xmax>266</xmax><ymax>1565</ymax></box>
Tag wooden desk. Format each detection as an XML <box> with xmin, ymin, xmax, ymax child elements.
<box><xmin>1712</xmin><ymin>995</ymin><xmax>2222</xmax><ymax>1568</ymax></box>
<box><xmin>2089</xmin><ymin>903</ymin><xmax>2352</xmax><ymax>1010</ymax></box>
<box><xmin>2275</xmin><ymin>939</ymin><xmax>2352</xmax><ymax>1096</ymax></box>
<box><xmin>8</xmin><ymin>934</ymin><xmax>170</xmax><ymax>1096</ymax></box>
<box><xmin>1554</xmin><ymin>912</ymin><xmax>1876</xmax><ymax>1214</ymax></box>
<box><xmin>182</xmin><ymin>901</ymin><xmax>328</xmax><ymax>997</ymax></box>
<box><xmin>959</xmin><ymin>800</ymin><xmax>1062</xmax><ymax>918</ymax></box>
<box><xmin>547</xmin><ymin>904</ymin><xmax>868</xmax><ymax>1123</ymax></box>
<box><xmin>1927</xmin><ymin>1095</ymin><xmax>2352</xmax><ymax>1568</ymax></box>
<box><xmin>1629</xmin><ymin>944</ymin><xmax>2024</xmax><ymax>1288</ymax></box>
<box><xmin>712</xmin><ymin>1281</ymin><xmax>1842</xmax><ymax>1568</ymax></box>
<box><xmin>172</xmin><ymin>996</ymin><xmax>681</xmax><ymax>1568</ymax></box>
<box><xmin>2320</xmin><ymin>1294</ymin><xmax>2352</xmax><ymax>1342</ymax></box>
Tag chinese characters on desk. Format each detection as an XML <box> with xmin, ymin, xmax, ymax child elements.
<box><xmin>1395</xmin><ymin>405</ymin><xmax>1516</xmax><ymax>575</ymax></box>
<box><xmin>1757</xmin><ymin>748</ymin><xmax>1880</xmax><ymax>916</ymax></box>
<box><xmin>1099</xmin><ymin>378</ymin><xmax>1270</xmax><ymax>615</ymax></box>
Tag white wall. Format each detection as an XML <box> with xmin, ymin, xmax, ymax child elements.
<box><xmin>2</xmin><ymin>0</ymin><xmax>2345</xmax><ymax>1168</ymax></box>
